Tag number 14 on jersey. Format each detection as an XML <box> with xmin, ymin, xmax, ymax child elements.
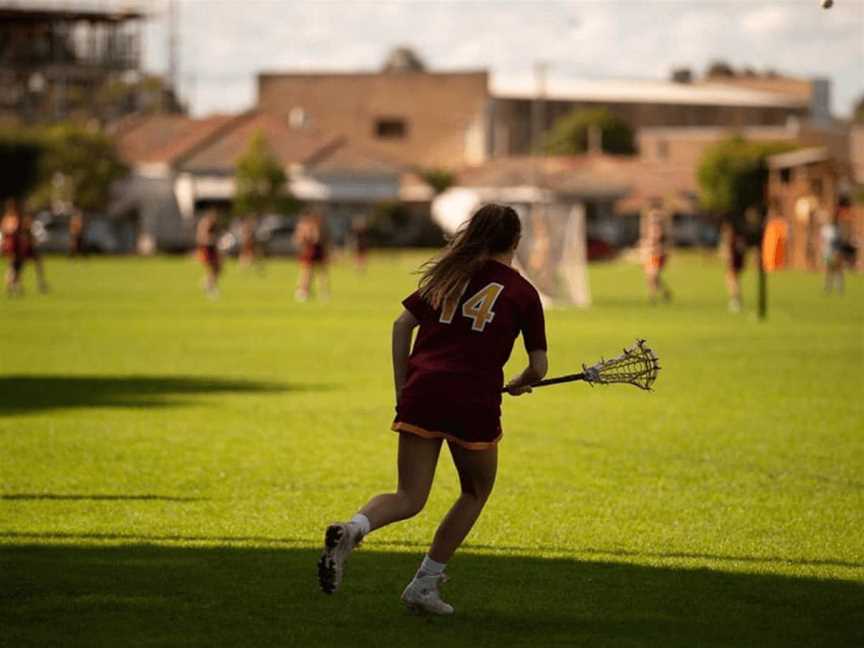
<box><xmin>439</xmin><ymin>282</ymin><xmax>504</xmax><ymax>332</ymax></box>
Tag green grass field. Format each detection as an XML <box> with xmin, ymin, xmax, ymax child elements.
<box><xmin>1</xmin><ymin>251</ymin><xmax>862</xmax><ymax>647</ymax></box>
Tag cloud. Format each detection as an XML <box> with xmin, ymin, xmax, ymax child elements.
<box><xmin>741</xmin><ymin>6</ymin><xmax>795</xmax><ymax>36</ymax></box>
<box><xmin>129</xmin><ymin>0</ymin><xmax>863</xmax><ymax>117</ymax></box>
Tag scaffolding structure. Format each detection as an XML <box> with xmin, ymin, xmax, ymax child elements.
<box><xmin>0</xmin><ymin>2</ymin><xmax>154</xmax><ymax>123</ymax></box>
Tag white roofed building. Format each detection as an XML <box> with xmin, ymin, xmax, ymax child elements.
<box><xmin>489</xmin><ymin>74</ymin><xmax>823</xmax><ymax>157</ymax></box>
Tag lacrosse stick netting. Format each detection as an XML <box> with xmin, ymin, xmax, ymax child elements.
<box><xmin>583</xmin><ymin>339</ymin><xmax>660</xmax><ymax>390</ymax></box>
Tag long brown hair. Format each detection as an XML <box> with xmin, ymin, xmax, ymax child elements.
<box><xmin>418</xmin><ymin>203</ymin><xmax>521</xmax><ymax>309</ymax></box>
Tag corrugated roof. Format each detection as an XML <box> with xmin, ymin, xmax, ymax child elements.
<box><xmin>491</xmin><ymin>76</ymin><xmax>807</xmax><ymax>108</ymax></box>
<box><xmin>456</xmin><ymin>154</ymin><xmax>699</xmax><ymax>212</ymax></box>
<box><xmin>115</xmin><ymin>114</ymin><xmax>238</xmax><ymax>166</ymax></box>
<box><xmin>303</xmin><ymin>137</ymin><xmax>404</xmax><ymax>176</ymax></box>
<box><xmin>179</xmin><ymin>112</ymin><xmax>334</xmax><ymax>174</ymax></box>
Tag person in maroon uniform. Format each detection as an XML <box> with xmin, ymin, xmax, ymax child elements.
<box><xmin>20</xmin><ymin>212</ymin><xmax>49</xmax><ymax>293</ymax></box>
<box><xmin>294</xmin><ymin>210</ymin><xmax>330</xmax><ymax>301</ymax></box>
<box><xmin>2</xmin><ymin>199</ymin><xmax>24</xmax><ymax>296</ymax></box>
<box><xmin>317</xmin><ymin>203</ymin><xmax>548</xmax><ymax>615</ymax></box>
<box><xmin>195</xmin><ymin>210</ymin><xmax>221</xmax><ymax>298</ymax></box>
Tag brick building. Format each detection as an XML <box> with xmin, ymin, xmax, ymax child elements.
<box><xmin>766</xmin><ymin>147</ymin><xmax>862</xmax><ymax>271</ymax></box>
<box><xmin>256</xmin><ymin>70</ymin><xmax>490</xmax><ymax>169</ymax></box>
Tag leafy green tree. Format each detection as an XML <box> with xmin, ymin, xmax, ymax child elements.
<box><xmin>31</xmin><ymin>124</ymin><xmax>127</xmax><ymax>214</ymax></box>
<box><xmin>0</xmin><ymin>132</ymin><xmax>43</xmax><ymax>201</ymax></box>
<box><xmin>419</xmin><ymin>168</ymin><xmax>454</xmax><ymax>195</ymax></box>
<box><xmin>853</xmin><ymin>94</ymin><xmax>864</xmax><ymax>124</ymax></box>
<box><xmin>542</xmin><ymin>108</ymin><xmax>636</xmax><ymax>156</ymax></box>
<box><xmin>697</xmin><ymin>136</ymin><xmax>795</xmax><ymax>220</ymax></box>
<box><xmin>233</xmin><ymin>131</ymin><xmax>287</xmax><ymax>219</ymax></box>
<box><xmin>697</xmin><ymin>135</ymin><xmax>797</xmax><ymax>320</ymax></box>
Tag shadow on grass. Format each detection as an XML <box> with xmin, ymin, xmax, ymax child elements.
<box><xmin>0</xmin><ymin>494</ymin><xmax>204</xmax><ymax>502</ymax></box>
<box><xmin>1</xmin><ymin>544</ymin><xmax>861</xmax><ymax>647</ymax></box>
<box><xmin>0</xmin><ymin>375</ymin><xmax>327</xmax><ymax>416</ymax></box>
<box><xmin>3</xmin><ymin>532</ymin><xmax>863</xmax><ymax>572</ymax></box>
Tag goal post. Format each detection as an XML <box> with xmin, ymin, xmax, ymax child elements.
<box><xmin>432</xmin><ymin>189</ymin><xmax>591</xmax><ymax>307</ymax></box>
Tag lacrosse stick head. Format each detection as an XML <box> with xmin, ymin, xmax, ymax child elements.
<box><xmin>583</xmin><ymin>339</ymin><xmax>660</xmax><ymax>390</ymax></box>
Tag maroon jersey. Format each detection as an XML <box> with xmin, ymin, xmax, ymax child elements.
<box><xmin>393</xmin><ymin>259</ymin><xmax>546</xmax><ymax>449</ymax></box>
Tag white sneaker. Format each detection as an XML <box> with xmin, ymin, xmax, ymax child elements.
<box><xmin>401</xmin><ymin>572</ymin><xmax>454</xmax><ymax>615</ymax></box>
<box><xmin>317</xmin><ymin>523</ymin><xmax>362</xmax><ymax>594</ymax></box>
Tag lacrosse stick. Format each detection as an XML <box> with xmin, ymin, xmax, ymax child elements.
<box><xmin>506</xmin><ymin>339</ymin><xmax>661</xmax><ymax>392</ymax></box>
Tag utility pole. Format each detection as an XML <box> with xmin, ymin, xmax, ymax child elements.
<box><xmin>166</xmin><ymin>0</ymin><xmax>179</xmax><ymax>110</ymax></box>
<box><xmin>531</xmin><ymin>61</ymin><xmax>548</xmax><ymax>211</ymax></box>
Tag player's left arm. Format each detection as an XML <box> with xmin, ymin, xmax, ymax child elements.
<box><xmin>392</xmin><ymin>308</ymin><xmax>419</xmax><ymax>402</ymax></box>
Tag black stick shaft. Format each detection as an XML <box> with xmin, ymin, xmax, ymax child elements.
<box><xmin>502</xmin><ymin>372</ymin><xmax>586</xmax><ymax>392</ymax></box>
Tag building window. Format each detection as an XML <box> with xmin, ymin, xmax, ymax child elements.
<box><xmin>289</xmin><ymin>107</ymin><xmax>307</xmax><ymax>128</ymax></box>
<box><xmin>375</xmin><ymin>118</ymin><xmax>407</xmax><ymax>139</ymax></box>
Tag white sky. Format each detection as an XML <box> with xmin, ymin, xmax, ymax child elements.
<box><xmin>36</xmin><ymin>0</ymin><xmax>864</xmax><ymax>117</ymax></box>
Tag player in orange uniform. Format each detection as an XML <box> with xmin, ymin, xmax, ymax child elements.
<box><xmin>318</xmin><ymin>204</ymin><xmax>549</xmax><ymax>615</ymax></box>
<box><xmin>642</xmin><ymin>204</ymin><xmax>672</xmax><ymax>303</ymax></box>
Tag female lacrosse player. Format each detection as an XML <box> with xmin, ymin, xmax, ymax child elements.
<box><xmin>318</xmin><ymin>203</ymin><xmax>548</xmax><ymax>615</ymax></box>
<box><xmin>195</xmin><ymin>210</ymin><xmax>221</xmax><ymax>298</ymax></box>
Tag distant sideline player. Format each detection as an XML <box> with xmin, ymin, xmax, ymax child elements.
<box><xmin>2</xmin><ymin>199</ymin><xmax>24</xmax><ymax>296</ymax></box>
<box><xmin>20</xmin><ymin>211</ymin><xmax>49</xmax><ymax>293</ymax></box>
<box><xmin>317</xmin><ymin>203</ymin><xmax>549</xmax><ymax>615</ymax></box>
<box><xmin>195</xmin><ymin>210</ymin><xmax>222</xmax><ymax>298</ymax></box>
<box><xmin>721</xmin><ymin>221</ymin><xmax>746</xmax><ymax>312</ymax></box>
<box><xmin>294</xmin><ymin>210</ymin><xmax>330</xmax><ymax>301</ymax></box>
<box><xmin>642</xmin><ymin>201</ymin><xmax>672</xmax><ymax>303</ymax></box>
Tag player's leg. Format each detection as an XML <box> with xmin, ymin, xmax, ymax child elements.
<box><xmin>318</xmin><ymin>263</ymin><xmax>330</xmax><ymax>300</ymax></box>
<box><xmin>318</xmin><ymin>432</ymin><xmax>442</xmax><ymax>594</ymax></box>
<box><xmin>402</xmin><ymin>441</ymin><xmax>497</xmax><ymax>615</ymax></box>
<box><xmin>359</xmin><ymin>432</ymin><xmax>442</xmax><ymax>529</ymax></box>
<box><xmin>295</xmin><ymin>263</ymin><xmax>311</xmax><ymax>301</ymax></box>
<box><xmin>33</xmin><ymin>255</ymin><xmax>49</xmax><ymax>293</ymax></box>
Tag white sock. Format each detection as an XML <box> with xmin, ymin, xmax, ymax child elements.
<box><xmin>417</xmin><ymin>554</ymin><xmax>446</xmax><ymax>577</ymax></box>
<box><xmin>349</xmin><ymin>513</ymin><xmax>370</xmax><ymax>537</ymax></box>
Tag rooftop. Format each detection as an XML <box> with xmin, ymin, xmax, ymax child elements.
<box><xmin>490</xmin><ymin>75</ymin><xmax>808</xmax><ymax>109</ymax></box>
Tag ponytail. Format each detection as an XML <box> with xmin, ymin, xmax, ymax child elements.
<box><xmin>418</xmin><ymin>204</ymin><xmax>520</xmax><ymax>309</ymax></box>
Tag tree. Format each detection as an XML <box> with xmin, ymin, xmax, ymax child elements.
<box><xmin>697</xmin><ymin>136</ymin><xmax>797</xmax><ymax>319</ymax></box>
<box><xmin>419</xmin><ymin>168</ymin><xmax>454</xmax><ymax>195</ymax></box>
<box><xmin>31</xmin><ymin>124</ymin><xmax>127</xmax><ymax>214</ymax></box>
<box><xmin>706</xmin><ymin>60</ymin><xmax>736</xmax><ymax>79</ymax></box>
<box><xmin>670</xmin><ymin>67</ymin><xmax>693</xmax><ymax>84</ymax></box>
<box><xmin>382</xmin><ymin>46</ymin><xmax>426</xmax><ymax>73</ymax></box>
<box><xmin>853</xmin><ymin>94</ymin><xmax>864</xmax><ymax>123</ymax></box>
<box><xmin>697</xmin><ymin>136</ymin><xmax>794</xmax><ymax>219</ymax></box>
<box><xmin>542</xmin><ymin>108</ymin><xmax>636</xmax><ymax>156</ymax></box>
<box><xmin>0</xmin><ymin>132</ymin><xmax>43</xmax><ymax>201</ymax></box>
<box><xmin>233</xmin><ymin>131</ymin><xmax>287</xmax><ymax>219</ymax></box>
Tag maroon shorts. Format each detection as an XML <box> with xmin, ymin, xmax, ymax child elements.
<box><xmin>300</xmin><ymin>243</ymin><xmax>327</xmax><ymax>265</ymax></box>
<box><xmin>197</xmin><ymin>245</ymin><xmax>220</xmax><ymax>271</ymax></box>
<box><xmin>392</xmin><ymin>381</ymin><xmax>502</xmax><ymax>450</ymax></box>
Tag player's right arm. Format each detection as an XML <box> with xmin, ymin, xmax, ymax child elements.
<box><xmin>392</xmin><ymin>308</ymin><xmax>419</xmax><ymax>402</ymax></box>
<box><xmin>506</xmin><ymin>284</ymin><xmax>548</xmax><ymax>396</ymax></box>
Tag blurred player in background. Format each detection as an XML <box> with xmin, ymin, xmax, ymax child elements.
<box><xmin>20</xmin><ymin>211</ymin><xmax>49</xmax><ymax>293</ymax></box>
<box><xmin>317</xmin><ymin>203</ymin><xmax>549</xmax><ymax>615</ymax></box>
<box><xmin>294</xmin><ymin>210</ymin><xmax>330</xmax><ymax>301</ymax></box>
<box><xmin>821</xmin><ymin>196</ymin><xmax>850</xmax><ymax>295</ymax></box>
<box><xmin>68</xmin><ymin>210</ymin><xmax>85</xmax><ymax>257</ymax></box>
<box><xmin>2</xmin><ymin>199</ymin><xmax>24</xmax><ymax>296</ymax></box>
<box><xmin>721</xmin><ymin>221</ymin><xmax>746</xmax><ymax>312</ymax></box>
<box><xmin>196</xmin><ymin>210</ymin><xmax>222</xmax><ymax>298</ymax></box>
<box><xmin>642</xmin><ymin>201</ymin><xmax>672</xmax><ymax>303</ymax></box>
<box><xmin>350</xmin><ymin>215</ymin><xmax>369</xmax><ymax>273</ymax></box>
